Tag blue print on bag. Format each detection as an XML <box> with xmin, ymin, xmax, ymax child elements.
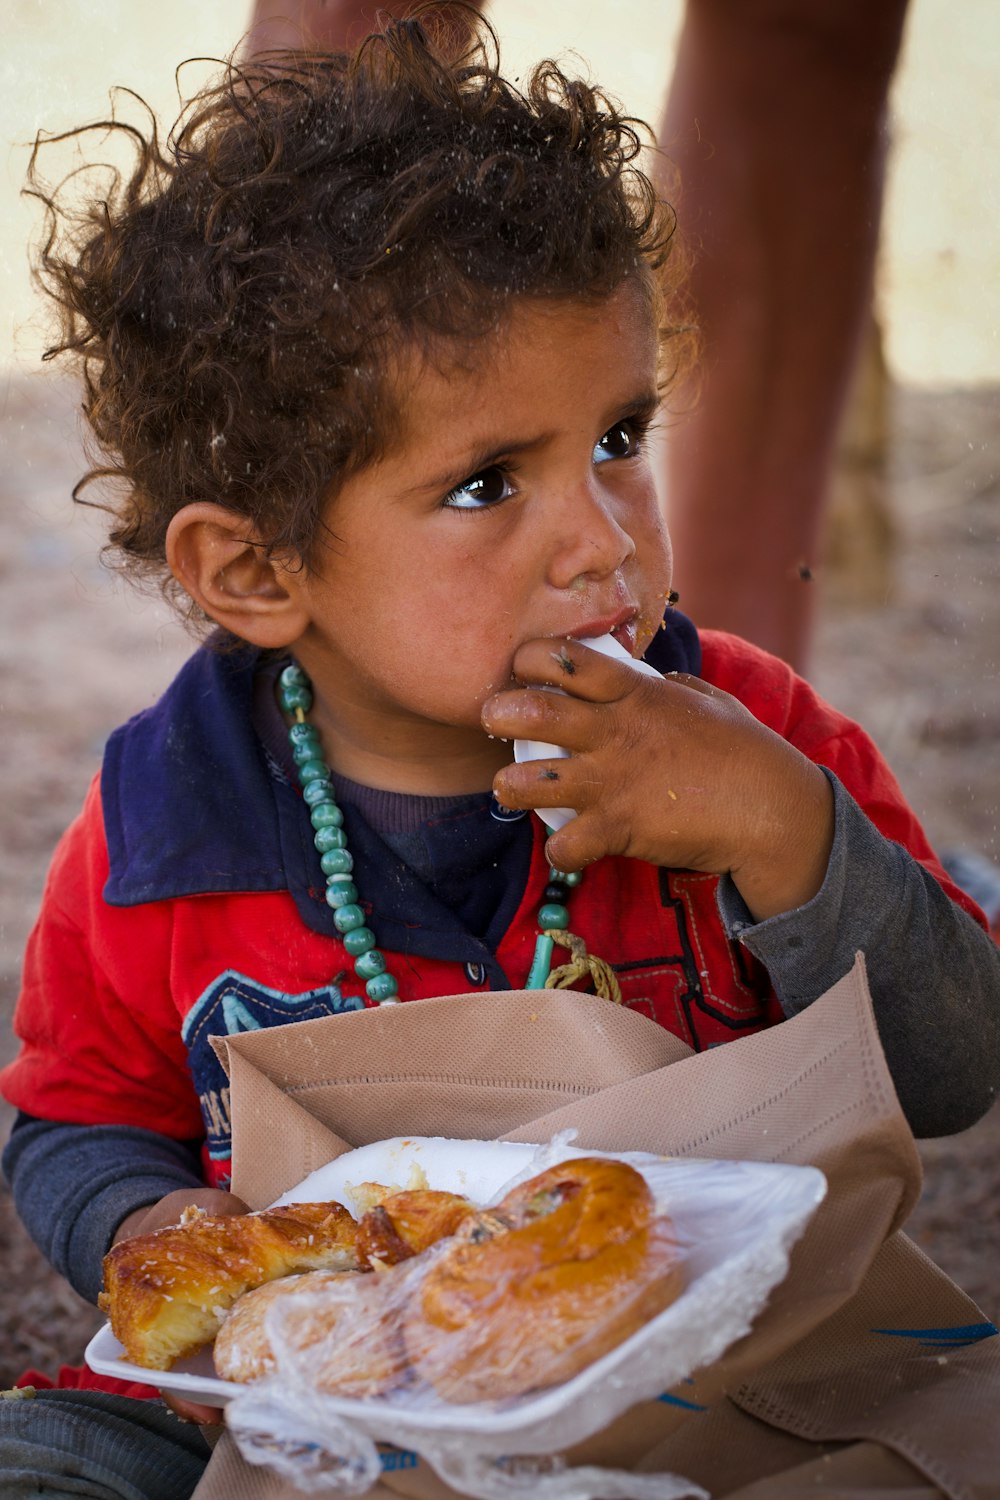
<box><xmin>379</xmin><ymin>1449</ymin><xmax>419</xmax><ymax>1472</ymax></box>
<box><xmin>657</xmin><ymin>1375</ymin><xmax>707</xmax><ymax>1411</ymax></box>
<box><xmin>182</xmin><ymin>970</ymin><xmax>365</xmax><ymax>1160</ymax></box>
<box><xmin>871</xmin><ymin>1321</ymin><xmax>998</xmax><ymax>1349</ymax></box>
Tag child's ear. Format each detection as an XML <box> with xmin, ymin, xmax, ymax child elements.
<box><xmin>165</xmin><ymin>503</ymin><xmax>309</xmax><ymax>649</ymax></box>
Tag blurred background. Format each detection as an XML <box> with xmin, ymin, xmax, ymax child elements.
<box><xmin>3</xmin><ymin>0</ymin><xmax>999</xmax><ymax>382</ymax></box>
<box><xmin>1</xmin><ymin>0</ymin><xmax>997</xmax><ymax>1382</ymax></box>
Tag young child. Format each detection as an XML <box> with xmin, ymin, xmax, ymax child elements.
<box><xmin>1</xmin><ymin>15</ymin><xmax>998</xmax><ymax>1495</ymax></box>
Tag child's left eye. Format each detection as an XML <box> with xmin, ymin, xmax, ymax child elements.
<box><xmin>593</xmin><ymin>421</ymin><xmax>640</xmax><ymax>465</ymax></box>
<box><xmin>443</xmin><ymin>466</ymin><xmax>515</xmax><ymax>510</ymax></box>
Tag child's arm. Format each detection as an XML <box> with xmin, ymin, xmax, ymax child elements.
<box><xmin>3</xmin><ymin>1114</ymin><xmax>245</xmax><ymax>1429</ymax></box>
<box><xmin>1</xmin><ymin>777</ymin><xmax>239</xmax><ymax>1298</ymax></box>
<box><xmin>714</xmin><ymin>771</ymin><xmax>1000</xmax><ymax>1135</ymax></box>
<box><xmin>112</xmin><ymin>1187</ymin><xmax>249</xmax><ymax>1245</ymax></box>
<box><xmin>1</xmin><ymin>1114</ymin><xmax>215</xmax><ymax>1304</ymax></box>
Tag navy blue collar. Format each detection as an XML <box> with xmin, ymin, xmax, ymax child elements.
<box><xmin>101</xmin><ymin>613</ymin><xmax>701</xmax><ymax>969</ymax></box>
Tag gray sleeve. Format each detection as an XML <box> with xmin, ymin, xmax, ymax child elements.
<box><xmin>2</xmin><ymin>1112</ymin><xmax>204</xmax><ymax>1305</ymax></box>
<box><xmin>716</xmin><ymin>770</ymin><xmax>1000</xmax><ymax>1139</ymax></box>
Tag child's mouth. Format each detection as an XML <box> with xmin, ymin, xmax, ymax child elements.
<box><xmin>609</xmin><ymin>619</ymin><xmax>638</xmax><ymax>656</ymax></box>
<box><xmin>559</xmin><ymin>609</ymin><xmax>641</xmax><ymax>659</ymax></box>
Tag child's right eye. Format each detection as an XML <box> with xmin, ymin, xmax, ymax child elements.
<box><xmin>443</xmin><ymin>467</ymin><xmax>515</xmax><ymax>511</ymax></box>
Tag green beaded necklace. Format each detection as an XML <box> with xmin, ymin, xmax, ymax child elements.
<box><xmin>278</xmin><ymin>661</ymin><xmax>584</xmax><ymax>1005</ymax></box>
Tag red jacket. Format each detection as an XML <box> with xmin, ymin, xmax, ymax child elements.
<box><xmin>1</xmin><ymin>629</ymin><xmax>977</xmax><ymax>1189</ymax></box>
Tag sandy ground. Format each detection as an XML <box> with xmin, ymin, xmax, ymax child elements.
<box><xmin>0</xmin><ymin>369</ymin><xmax>997</xmax><ymax>1385</ymax></box>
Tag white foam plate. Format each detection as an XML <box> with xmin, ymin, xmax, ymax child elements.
<box><xmin>86</xmin><ymin>1136</ymin><xmax>825</xmax><ymax>1427</ymax></box>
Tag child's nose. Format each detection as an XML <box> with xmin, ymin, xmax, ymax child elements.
<box><xmin>545</xmin><ymin>481</ymin><xmax>636</xmax><ymax>591</ymax></box>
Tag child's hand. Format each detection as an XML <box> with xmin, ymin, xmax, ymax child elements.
<box><xmin>483</xmin><ymin>636</ymin><xmax>834</xmax><ymax>923</ymax></box>
<box><xmin>113</xmin><ymin>1188</ymin><xmax>250</xmax><ymax>1427</ymax></box>
<box><xmin>113</xmin><ymin>1187</ymin><xmax>250</xmax><ymax>1246</ymax></box>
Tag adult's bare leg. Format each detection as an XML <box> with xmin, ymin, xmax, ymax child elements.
<box><xmin>658</xmin><ymin>0</ymin><xmax>909</xmax><ymax>670</ymax></box>
<box><xmin>243</xmin><ymin>0</ymin><xmax>483</xmax><ymax>55</ymax></box>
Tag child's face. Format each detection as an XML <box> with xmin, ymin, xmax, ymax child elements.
<box><xmin>291</xmin><ymin>282</ymin><xmax>672</xmax><ymax>792</ymax></box>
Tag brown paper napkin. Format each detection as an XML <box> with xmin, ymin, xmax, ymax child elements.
<box><xmin>193</xmin><ymin>958</ymin><xmax>998</xmax><ymax>1499</ymax></box>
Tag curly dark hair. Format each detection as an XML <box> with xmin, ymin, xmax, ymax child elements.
<box><xmin>30</xmin><ymin>13</ymin><xmax>692</xmax><ymax>611</ymax></box>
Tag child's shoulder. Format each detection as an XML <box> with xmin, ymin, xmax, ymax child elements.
<box><xmin>698</xmin><ymin>627</ymin><xmax>797</xmax><ymax>693</ymax></box>
<box><xmin>106</xmin><ymin>640</ymin><xmax>258</xmax><ymax>764</ymax></box>
<box><xmin>697</xmin><ymin>628</ymin><xmax>849</xmax><ymax>749</ymax></box>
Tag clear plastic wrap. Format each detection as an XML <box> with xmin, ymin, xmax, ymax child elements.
<box><xmin>87</xmin><ymin>1133</ymin><xmax>826</xmax><ymax>1499</ymax></box>
<box><xmin>230</xmin><ymin>1134</ymin><xmax>827</xmax><ymax>1500</ymax></box>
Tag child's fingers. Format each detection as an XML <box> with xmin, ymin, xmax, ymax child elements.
<box><xmin>662</xmin><ymin>671</ymin><xmax>725</xmax><ymax>700</ymax></box>
<box><xmin>484</xmin><ymin>683</ymin><xmax>613</xmax><ymax>753</ymax></box>
<box><xmin>543</xmin><ymin>806</ymin><xmax>627</xmax><ymax>873</ymax></box>
<box><xmin>493</xmin><ymin>752</ymin><xmax>600</xmax><ymax>814</ymax></box>
<box><xmin>113</xmin><ymin>1188</ymin><xmax>250</xmax><ymax>1244</ymax></box>
<box><xmin>510</xmin><ymin>636</ymin><xmax>645</xmax><ymax>701</ymax></box>
<box><xmin>161</xmin><ymin>1392</ymin><xmax>224</xmax><ymax>1426</ymax></box>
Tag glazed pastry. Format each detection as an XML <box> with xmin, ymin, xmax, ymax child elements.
<box><xmin>100</xmin><ymin>1201</ymin><xmax>360</xmax><ymax>1369</ymax></box>
<box><xmin>356</xmin><ymin>1188</ymin><xmax>476</xmax><ymax>1268</ymax></box>
<box><xmin>214</xmin><ymin>1188</ymin><xmax>475</xmax><ymax>1392</ymax></box>
<box><xmin>403</xmin><ymin>1157</ymin><xmax>684</xmax><ymax>1402</ymax></box>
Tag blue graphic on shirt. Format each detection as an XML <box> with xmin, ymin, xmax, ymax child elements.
<box><xmin>871</xmin><ymin>1322</ymin><xmax>998</xmax><ymax>1349</ymax></box>
<box><xmin>182</xmin><ymin>971</ymin><xmax>365</xmax><ymax>1161</ymax></box>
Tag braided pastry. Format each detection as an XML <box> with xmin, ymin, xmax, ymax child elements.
<box><xmin>100</xmin><ymin>1201</ymin><xmax>360</xmax><ymax>1369</ymax></box>
<box><xmin>213</xmin><ymin>1190</ymin><xmax>476</xmax><ymax>1391</ymax></box>
<box><xmin>403</xmin><ymin>1157</ymin><xmax>684</xmax><ymax>1402</ymax></box>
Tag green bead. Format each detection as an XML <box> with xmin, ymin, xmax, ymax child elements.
<box><xmin>298</xmin><ymin>760</ymin><xmax>329</xmax><ymax>785</ymax></box>
<box><xmin>318</xmin><ymin>846</ymin><xmax>353</xmax><ymax>874</ymax></box>
<box><xmin>526</xmin><ymin>933</ymin><xmax>554</xmax><ymax>990</ymax></box>
<box><xmin>538</xmin><ymin>902</ymin><xmax>570</xmax><ymax>930</ymax></box>
<box><xmin>303</xmin><ymin>779</ymin><xmax>335</xmax><ymax>806</ymax></box>
<box><xmin>551</xmin><ymin>867</ymin><xmax>583</xmax><ymax>887</ymax></box>
<box><xmin>333</xmin><ymin>903</ymin><xmax>365</xmax><ymax>933</ymax></box>
<box><xmin>310</xmin><ymin>802</ymin><xmax>344</xmax><ymax>829</ymax></box>
<box><xmin>280</xmin><ymin>663</ymin><xmax>309</xmax><ymax>689</ymax></box>
<box><xmin>289</xmin><ymin>721</ymin><xmax>319</xmax><ymax>748</ymax></box>
<box><xmin>279</xmin><ymin>682</ymin><xmax>312</xmax><ymax>713</ymax></box>
<box><xmin>292</xmin><ymin>740</ymin><xmax>322</xmax><ymax>766</ymax></box>
<box><xmin>366</xmin><ymin>973</ymin><xmax>399</xmax><ymax>1003</ymax></box>
<box><xmin>315</xmin><ymin>827</ymin><xmax>350</xmax><ymax>855</ymax></box>
<box><xmin>324</xmin><ymin>880</ymin><xmax>358</xmax><ymax>908</ymax></box>
<box><xmin>354</xmin><ymin>948</ymin><xmax>386</xmax><ymax>980</ymax></box>
<box><xmin>343</xmin><ymin>926</ymin><xmax>376</xmax><ymax>956</ymax></box>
